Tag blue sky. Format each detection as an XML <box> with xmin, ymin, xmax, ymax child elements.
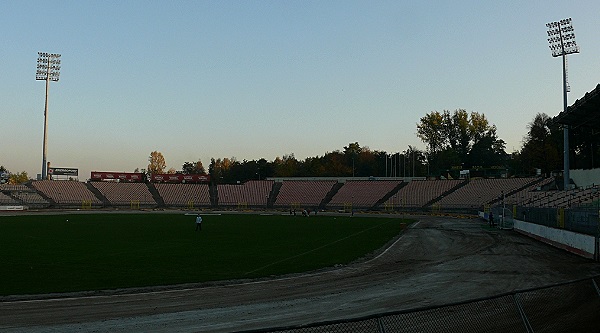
<box><xmin>1</xmin><ymin>1</ymin><xmax>599</xmax><ymax>179</ymax></box>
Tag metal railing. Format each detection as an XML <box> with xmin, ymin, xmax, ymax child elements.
<box><xmin>513</xmin><ymin>206</ymin><xmax>599</xmax><ymax>236</ymax></box>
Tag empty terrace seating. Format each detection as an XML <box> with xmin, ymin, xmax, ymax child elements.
<box><xmin>328</xmin><ymin>180</ymin><xmax>402</xmax><ymax>209</ymax></box>
<box><xmin>0</xmin><ymin>184</ymin><xmax>26</xmax><ymax>205</ymax></box>
<box><xmin>521</xmin><ymin>186</ymin><xmax>600</xmax><ymax>208</ymax></box>
<box><xmin>0</xmin><ymin>184</ymin><xmax>49</xmax><ymax>207</ymax></box>
<box><xmin>553</xmin><ymin>188</ymin><xmax>590</xmax><ymax>207</ymax></box>
<box><xmin>274</xmin><ymin>180</ymin><xmax>336</xmax><ymax>207</ymax></box>
<box><xmin>217</xmin><ymin>180</ymin><xmax>273</xmax><ymax>207</ymax></box>
<box><xmin>384</xmin><ymin>179</ymin><xmax>463</xmax><ymax>208</ymax></box>
<box><xmin>505</xmin><ymin>177</ymin><xmax>556</xmax><ymax>206</ymax></box>
<box><xmin>0</xmin><ymin>184</ymin><xmax>30</xmax><ymax>192</ymax></box>
<box><xmin>436</xmin><ymin>178</ymin><xmax>538</xmax><ymax>209</ymax></box>
<box><xmin>90</xmin><ymin>182</ymin><xmax>156</xmax><ymax>207</ymax></box>
<box><xmin>573</xmin><ymin>186</ymin><xmax>600</xmax><ymax>207</ymax></box>
<box><xmin>525</xmin><ymin>190</ymin><xmax>574</xmax><ymax>208</ymax></box>
<box><xmin>502</xmin><ymin>177</ymin><xmax>600</xmax><ymax>209</ymax></box>
<box><xmin>32</xmin><ymin>180</ymin><xmax>102</xmax><ymax>206</ymax></box>
<box><xmin>12</xmin><ymin>192</ymin><xmax>49</xmax><ymax>206</ymax></box>
<box><xmin>0</xmin><ymin>192</ymin><xmax>18</xmax><ymax>205</ymax></box>
<box><xmin>154</xmin><ymin>183</ymin><xmax>211</xmax><ymax>207</ymax></box>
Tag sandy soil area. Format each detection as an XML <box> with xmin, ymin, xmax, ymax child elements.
<box><xmin>1</xmin><ymin>216</ymin><xmax>599</xmax><ymax>332</ymax></box>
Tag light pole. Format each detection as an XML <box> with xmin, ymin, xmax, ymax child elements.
<box><xmin>36</xmin><ymin>52</ymin><xmax>61</xmax><ymax>180</ymax></box>
<box><xmin>546</xmin><ymin>18</ymin><xmax>579</xmax><ymax>191</ymax></box>
<box><xmin>594</xmin><ymin>188</ymin><xmax>600</xmax><ymax>262</ymax></box>
<box><xmin>385</xmin><ymin>153</ymin><xmax>389</xmax><ymax>177</ymax></box>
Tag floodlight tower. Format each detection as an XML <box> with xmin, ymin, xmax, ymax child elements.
<box><xmin>36</xmin><ymin>52</ymin><xmax>61</xmax><ymax>180</ymax></box>
<box><xmin>546</xmin><ymin>18</ymin><xmax>579</xmax><ymax>190</ymax></box>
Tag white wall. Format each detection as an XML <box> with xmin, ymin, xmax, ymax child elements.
<box><xmin>513</xmin><ymin>219</ymin><xmax>596</xmax><ymax>259</ymax></box>
<box><xmin>570</xmin><ymin>168</ymin><xmax>600</xmax><ymax>188</ymax></box>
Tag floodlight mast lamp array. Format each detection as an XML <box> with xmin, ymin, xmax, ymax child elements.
<box><xmin>36</xmin><ymin>52</ymin><xmax>61</xmax><ymax>180</ymax></box>
<box><xmin>546</xmin><ymin>18</ymin><xmax>579</xmax><ymax>191</ymax></box>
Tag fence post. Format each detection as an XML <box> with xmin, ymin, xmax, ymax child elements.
<box><xmin>593</xmin><ymin>278</ymin><xmax>600</xmax><ymax>296</ymax></box>
<box><xmin>597</xmin><ymin>209</ymin><xmax>600</xmax><ymax>262</ymax></box>
<box><xmin>377</xmin><ymin>317</ymin><xmax>387</xmax><ymax>333</ymax></box>
<box><xmin>514</xmin><ymin>293</ymin><xmax>535</xmax><ymax>333</ymax></box>
<box><xmin>596</xmin><ymin>233</ymin><xmax>599</xmax><ymax>262</ymax></box>
<box><xmin>558</xmin><ymin>208</ymin><xmax>565</xmax><ymax>228</ymax></box>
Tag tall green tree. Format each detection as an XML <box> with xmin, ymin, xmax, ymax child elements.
<box><xmin>417</xmin><ymin>109</ymin><xmax>506</xmax><ymax>175</ymax></box>
<box><xmin>300</xmin><ymin>156</ymin><xmax>326</xmax><ymax>177</ymax></box>
<box><xmin>322</xmin><ymin>151</ymin><xmax>351</xmax><ymax>177</ymax></box>
<box><xmin>344</xmin><ymin>142</ymin><xmax>363</xmax><ymax>177</ymax></box>
<box><xmin>274</xmin><ymin>154</ymin><xmax>299</xmax><ymax>177</ymax></box>
<box><xmin>444</xmin><ymin>109</ymin><xmax>471</xmax><ymax>160</ymax></box>
<box><xmin>519</xmin><ymin>113</ymin><xmax>561</xmax><ymax>175</ymax></box>
<box><xmin>209</xmin><ymin>157</ymin><xmax>236</xmax><ymax>183</ymax></box>
<box><xmin>469</xmin><ymin>130</ymin><xmax>506</xmax><ymax>167</ymax></box>
<box><xmin>402</xmin><ymin>146</ymin><xmax>427</xmax><ymax>177</ymax></box>
<box><xmin>416</xmin><ymin>111</ymin><xmax>445</xmax><ymax>154</ymax></box>
<box><xmin>182</xmin><ymin>160</ymin><xmax>206</xmax><ymax>174</ymax></box>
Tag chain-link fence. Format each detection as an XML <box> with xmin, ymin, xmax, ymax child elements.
<box><xmin>514</xmin><ymin>206</ymin><xmax>600</xmax><ymax>236</ymax></box>
<box><xmin>235</xmin><ymin>276</ymin><xmax>600</xmax><ymax>333</ymax></box>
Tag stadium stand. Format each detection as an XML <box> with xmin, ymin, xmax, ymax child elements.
<box><xmin>0</xmin><ymin>184</ymin><xmax>30</xmax><ymax>192</ymax></box>
<box><xmin>0</xmin><ymin>184</ymin><xmax>29</xmax><ymax>205</ymax></box>
<box><xmin>0</xmin><ymin>192</ymin><xmax>19</xmax><ymax>205</ymax></box>
<box><xmin>435</xmin><ymin>178</ymin><xmax>539</xmax><ymax>209</ymax></box>
<box><xmin>12</xmin><ymin>192</ymin><xmax>50</xmax><ymax>207</ymax></box>
<box><xmin>519</xmin><ymin>185</ymin><xmax>600</xmax><ymax>208</ymax></box>
<box><xmin>0</xmin><ymin>183</ymin><xmax>49</xmax><ymax>207</ymax></box>
<box><xmin>504</xmin><ymin>177</ymin><xmax>556</xmax><ymax>207</ymax></box>
<box><xmin>501</xmin><ymin>177</ymin><xmax>600</xmax><ymax>208</ymax></box>
<box><xmin>327</xmin><ymin>180</ymin><xmax>403</xmax><ymax>209</ymax></box>
<box><xmin>32</xmin><ymin>180</ymin><xmax>103</xmax><ymax>206</ymax></box>
<box><xmin>384</xmin><ymin>179</ymin><xmax>464</xmax><ymax>209</ymax></box>
<box><xmin>7</xmin><ymin>175</ymin><xmax>595</xmax><ymax>212</ymax></box>
<box><xmin>90</xmin><ymin>182</ymin><xmax>157</xmax><ymax>207</ymax></box>
<box><xmin>274</xmin><ymin>180</ymin><xmax>336</xmax><ymax>208</ymax></box>
<box><xmin>154</xmin><ymin>183</ymin><xmax>211</xmax><ymax>208</ymax></box>
<box><xmin>217</xmin><ymin>180</ymin><xmax>273</xmax><ymax>207</ymax></box>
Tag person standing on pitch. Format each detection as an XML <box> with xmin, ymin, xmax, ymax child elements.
<box><xmin>195</xmin><ymin>214</ymin><xmax>202</xmax><ymax>231</ymax></box>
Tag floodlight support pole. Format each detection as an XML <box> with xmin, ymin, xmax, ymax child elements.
<box><xmin>37</xmin><ymin>52</ymin><xmax>60</xmax><ymax>180</ymax></box>
<box><xmin>42</xmin><ymin>66</ymin><xmax>50</xmax><ymax>180</ymax></box>
<box><xmin>546</xmin><ymin>18</ymin><xmax>578</xmax><ymax>190</ymax></box>
<box><xmin>562</xmin><ymin>53</ymin><xmax>569</xmax><ymax>190</ymax></box>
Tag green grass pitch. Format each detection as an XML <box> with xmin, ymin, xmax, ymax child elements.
<box><xmin>0</xmin><ymin>213</ymin><xmax>408</xmax><ymax>295</ymax></box>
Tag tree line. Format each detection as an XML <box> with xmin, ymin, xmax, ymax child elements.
<box><xmin>142</xmin><ymin>109</ymin><xmax>573</xmax><ymax>183</ymax></box>
<box><xmin>201</xmin><ymin>109</ymin><xmax>598</xmax><ymax>183</ymax></box>
<box><xmin>2</xmin><ymin>109</ymin><xmax>594</xmax><ymax>184</ymax></box>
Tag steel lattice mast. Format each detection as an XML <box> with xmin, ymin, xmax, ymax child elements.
<box><xmin>36</xmin><ymin>52</ymin><xmax>61</xmax><ymax>180</ymax></box>
<box><xmin>546</xmin><ymin>18</ymin><xmax>579</xmax><ymax>190</ymax></box>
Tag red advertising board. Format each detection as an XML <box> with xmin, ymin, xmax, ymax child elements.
<box><xmin>91</xmin><ymin>172</ymin><xmax>145</xmax><ymax>182</ymax></box>
<box><xmin>151</xmin><ymin>174</ymin><xmax>210</xmax><ymax>183</ymax></box>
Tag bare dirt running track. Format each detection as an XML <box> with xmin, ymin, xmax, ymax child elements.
<box><xmin>1</xmin><ymin>216</ymin><xmax>600</xmax><ymax>332</ymax></box>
